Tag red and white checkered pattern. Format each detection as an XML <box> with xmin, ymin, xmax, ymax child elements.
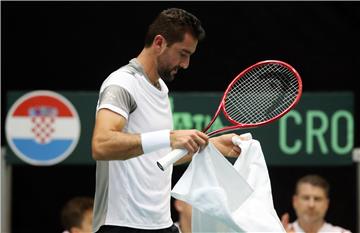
<box><xmin>30</xmin><ymin>107</ymin><xmax>57</xmax><ymax>144</ymax></box>
<box><xmin>31</xmin><ymin>116</ymin><xmax>55</xmax><ymax>144</ymax></box>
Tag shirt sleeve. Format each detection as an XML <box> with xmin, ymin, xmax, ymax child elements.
<box><xmin>97</xmin><ymin>85</ymin><xmax>137</xmax><ymax>119</ymax></box>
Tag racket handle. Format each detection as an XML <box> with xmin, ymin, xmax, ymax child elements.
<box><xmin>156</xmin><ymin>149</ymin><xmax>188</xmax><ymax>171</ymax></box>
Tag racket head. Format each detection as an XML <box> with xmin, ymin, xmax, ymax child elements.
<box><xmin>220</xmin><ymin>60</ymin><xmax>302</xmax><ymax>129</ymax></box>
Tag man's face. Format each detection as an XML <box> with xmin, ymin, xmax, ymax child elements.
<box><xmin>157</xmin><ymin>33</ymin><xmax>198</xmax><ymax>82</ymax></box>
<box><xmin>292</xmin><ymin>183</ymin><xmax>329</xmax><ymax>225</ymax></box>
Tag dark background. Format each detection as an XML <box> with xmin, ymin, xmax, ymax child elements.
<box><xmin>2</xmin><ymin>1</ymin><xmax>359</xmax><ymax>233</ymax></box>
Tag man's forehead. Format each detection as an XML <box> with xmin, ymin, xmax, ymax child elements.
<box><xmin>171</xmin><ymin>33</ymin><xmax>198</xmax><ymax>53</ymax></box>
<box><xmin>297</xmin><ymin>183</ymin><xmax>327</xmax><ymax>196</ymax></box>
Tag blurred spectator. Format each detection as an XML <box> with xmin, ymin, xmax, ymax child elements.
<box><xmin>61</xmin><ymin>196</ymin><xmax>94</xmax><ymax>233</ymax></box>
<box><xmin>281</xmin><ymin>174</ymin><xmax>351</xmax><ymax>233</ymax></box>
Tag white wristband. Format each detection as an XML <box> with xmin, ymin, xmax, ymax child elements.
<box><xmin>141</xmin><ymin>129</ymin><xmax>170</xmax><ymax>154</ymax></box>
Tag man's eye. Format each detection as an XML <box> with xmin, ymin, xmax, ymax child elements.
<box><xmin>180</xmin><ymin>52</ymin><xmax>188</xmax><ymax>58</ymax></box>
<box><xmin>302</xmin><ymin>196</ymin><xmax>310</xmax><ymax>200</ymax></box>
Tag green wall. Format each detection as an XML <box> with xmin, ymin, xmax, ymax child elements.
<box><xmin>5</xmin><ymin>91</ymin><xmax>354</xmax><ymax>166</ymax></box>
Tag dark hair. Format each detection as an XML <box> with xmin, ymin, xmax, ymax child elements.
<box><xmin>295</xmin><ymin>174</ymin><xmax>330</xmax><ymax>198</ymax></box>
<box><xmin>61</xmin><ymin>197</ymin><xmax>94</xmax><ymax>231</ymax></box>
<box><xmin>144</xmin><ymin>8</ymin><xmax>205</xmax><ymax>47</ymax></box>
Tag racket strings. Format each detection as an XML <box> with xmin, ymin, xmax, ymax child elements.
<box><xmin>224</xmin><ymin>63</ymin><xmax>300</xmax><ymax>124</ymax></box>
<box><xmin>228</xmin><ymin>72</ymin><xmax>297</xmax><ymax>122</ymax></box>
<box><xmin>227</xmin><ymin>65</ymin><xmax>298</xmax><ymax>122</ymax></box>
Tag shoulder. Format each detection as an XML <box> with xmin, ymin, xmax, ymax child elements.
<box><xmin>106</xmin><ymin>67</ymin><xmax>137</xmax><ymax>86</ymax></box>
<box><xmin>101</xmin><ymin>66</ymin><xmax>139</xmax><ymax>93</ymax></box>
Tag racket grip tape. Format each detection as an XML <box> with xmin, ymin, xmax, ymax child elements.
<box><xmin>156</xmin><ymin>148</ymin><xmax>188</xmax><ymax>171</ymax></box>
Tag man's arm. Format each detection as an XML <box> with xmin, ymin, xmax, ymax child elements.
<box><xmin>92</xmin><ymin>109</ymin><xmax>142</xmax><ymax>160</ymax></box>
<box><xmin>92</xmin><ymin>109</ymin><xmax>209</xmax><ymax>161</ymax></box>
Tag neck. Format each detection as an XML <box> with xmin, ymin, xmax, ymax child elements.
<box><xmin>137</xmin><ymin>48</ymin><xmax>159</xmax><ymax>86</ymax></box>
<box><xmin>298</xmin><ymin>219</ymin><xmax>325</xmax><ymax>233</ymax></box>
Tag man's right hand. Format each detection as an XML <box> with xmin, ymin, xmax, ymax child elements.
<box><xmin>170</xmin><ymin>129</ymin><xmax>209</xmax><ymax>154</ymax></box>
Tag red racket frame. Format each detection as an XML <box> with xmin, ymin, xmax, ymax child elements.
<box><xmin>204</xmin><ymin>60</ymin><xmax>303</xmax><ymax>137</ymax></box>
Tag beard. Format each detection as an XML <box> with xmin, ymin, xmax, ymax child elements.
<box><xmin>158</xmin><ymin>66</ymin><xmax>179</xmax><ymax>82</ymax></box>
<box><xmin>300</xmin><ymin>210</ymin><xmax>324</xmax><ymax>224</ymax></box>
<box><xmin>157</xmin><ymin>56</ymin><xmax>179</xmax><ymax>82</ymax></box>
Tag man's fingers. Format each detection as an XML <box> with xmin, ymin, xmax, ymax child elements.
<box><xmin>189</xmin><ymin>139</ymin><xmax>199</xmax><ymax>153</ymax></box>
<box><xmin>170</xmin><ymin>130</ymin><xmax>209</xmax><ymax>151</ymax></box>
<box><xmin>232</xmin><ymin>145</ymin><xmax>241</xmax><ymax>153</ymax></box>
<box><xmin>195</xmin><ymin>131</ymin><xmax>209</xmax><ymax>148</ymax></box>
<box><xmin>227</xmin><ymin>147</ymin><xmax>241</xmax><ymax>157</ymax></box>
<box><xmin>193</xmin><ymin>135</ymin><xmax>208</xmax><ymax>150</ymax></box>
<box><xmin>196</xmin><ymin>131</ymin><xmax>209</xmax><ymax>141</ymax></box>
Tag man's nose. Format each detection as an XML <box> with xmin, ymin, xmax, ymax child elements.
<box><xmin>180</xmin><ymin>57</ymin><xmax>190</xmax><ymax>69</ymax></box>
<box><xmin>308</xmin><ymin>198</ymin><xmax>316</xmax><ymax>207</ymax></box>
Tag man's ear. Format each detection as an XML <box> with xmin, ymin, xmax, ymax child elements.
<box><xmin>325</xmin><ymin>198</ymin><xmax>330</xmax><ymax>211</ymax></box>
<box><xmin>292</xmin><ymin>195</ymin><xmax>297</xmax><ymax>208</ymax></box>
<box><xmin>153</xmin><ymin>35</ymin><xmax>167</xmax><ymax>53</ymax></box>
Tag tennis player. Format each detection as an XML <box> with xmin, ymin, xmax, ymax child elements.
<box><xmin>91</xmin><ymin>8</ymin><xmax>242</xmax><ymax>233</ymax></box>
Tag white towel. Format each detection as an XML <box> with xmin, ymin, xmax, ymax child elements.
<box><xmin>171</xmin><ymin>137</ymin><xmax>285</xmax><ymax>233</ymax></box>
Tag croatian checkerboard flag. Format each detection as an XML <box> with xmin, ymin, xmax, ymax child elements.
<box><xmin>5</xmin><ymin>91</ymin><xmax>81</xmax><ymax>165</ymax></box>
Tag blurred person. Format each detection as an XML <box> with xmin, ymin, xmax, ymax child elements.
<box><xmin>174</xmin><ymin>199</ymin><xmax>192</xmax><ymax>233</ymax></box>
<box><xmin>91</xmin><ymin>7</ymin><xmax>242</xmax><ymax>233</ymax></box>
<box><xmin>61</xmin><ymin>196</ymin><xmax>94</xmax><ymax>233</ymax></box>
<box><xmin>281</xmin><ymin>174</ymin><xmax>351</xmax><ymax>233</ymax></box>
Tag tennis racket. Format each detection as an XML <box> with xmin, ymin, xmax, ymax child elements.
<box><xmin>157</xmin><ymin>60</ymin><xmax>303</xmax><ymax>171</ymax></box>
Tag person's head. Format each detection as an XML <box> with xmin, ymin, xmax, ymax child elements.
<box><xmin>144</xmin><ymin>8</ymin><xmax>205</xmax><ymax>82</ymax></box>
<box><xmin>292</xmin><ymin>174</ymin><xmax>330</xmax><ymax>225</ymax></box>
<box><xmin>174</xmin><ymin>199</ymin><xmax>192</xmax><ymax>233</ymax></box>
<box><xmin>61</xmin><ymin>197</ymin><xmax>94</xmax><ymax>233</ymax></box>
